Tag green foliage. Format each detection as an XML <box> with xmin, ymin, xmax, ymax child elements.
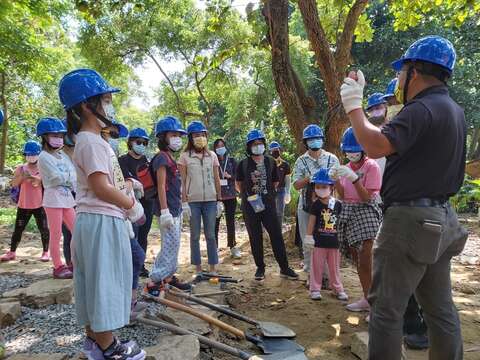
<box><xmin>0</xmin><ymin>207</ymin><xmax>37</xmax><ymax>232</ymax></box>
<box><xmin>451</xmin><ymin>178</ymin><xmax>480</xmax><ymax>213</ymax></box>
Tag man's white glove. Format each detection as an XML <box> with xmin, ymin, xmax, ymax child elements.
<box><xmin>340</xmin><ymin>70</ymin><xmax>365</xmax><ymax>114</ymax></box>
<box><xmin>126</xmin><ymin>198</ymin><xmax>145</xmax><ymax>225</ymax></box>
<box><xmin>216</xmin><ymin>201</ymin><xmax>224</xmax><ymax>218</ymax></box>
<box><xmin>126</xmin><ymin>220</ymin><xmax>135</xmax><ymax>239</ymax></box>
<box><xmin>129</xmin><ymin>178</ymin><xmax>144</xmax><ymax>199</ymax></box>
<box><xmin>182</xmin><ymin>202</ymin><xmax>191</xmax><ymax>220</ymax></box>
<box><xmin>304</xmin><ymin>235</ymin><xmax>315</xmax><ymax>250</ymax></box>
<box><xmin>160</xmin><ymin>209</ymin><xmax>174</xmax><ymax>230</ymax></box>
<box><xmin>337</xmin><ymin>165</ymin><xmax>359</xmax><ymax>182</ymax></box>
<box><xmin>284</xmin><ymin>193</ymin><xmax>291</xmax><ymax>205</ymax></box>
<box><xmin>328</xmin><ymin>166</ymin><xmax>341</xmax><ymax>181</ymax></box>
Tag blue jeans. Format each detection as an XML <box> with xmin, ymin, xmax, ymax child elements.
<box><xmin>275</xmin><ymin>188</ymin><xmax>286</xmax><ymax>227</ymax></box>
<box><xmin>189</xmin><ymin>201</ymin><xmax>218</xmax><ymax>266</ymax></box>
<box><xmin>130</xmin><ymin>227</ymin><xmax>146</xmax><ymax>290</ymax></box>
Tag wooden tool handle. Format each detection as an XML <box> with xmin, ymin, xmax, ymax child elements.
<box><xmin>155</xmin><ymin>296</ymin><xmax>246</xmax><ymax>339</ymax></box>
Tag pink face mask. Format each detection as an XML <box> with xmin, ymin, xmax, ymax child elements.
<box><xmin>368</xmin><ymin>108</ymin><xmax>385</xmax><ymax>118</ymax></box>
<box><xmin>48</xmin><ymin>137</ymin><xmax>64</xmax><ymax>149</ymax></box>
<box><xmin>315</xmin><ymin>188</ymin><xmax>331</xmax><ymax>199</ymax></box>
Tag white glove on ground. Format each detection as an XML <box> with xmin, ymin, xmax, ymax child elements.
<box><xmin>160</xmin><ymin>209</ymin><xmax>174</xmax><ymax>230</ymax></box>
<box><xmin>304</xmin><ymin>235</ymin><xmax>315</xmax><ymax>250</ymax></box>
<box><xmin>216</xmin><ymin>201</ymin><xmax>224</xmax><ymax>218</ymax></box>
<box><xmin>126</xmin><ymin>198</ymin><xmax>145</xmax><ymax>224</ymax></box>
<box><xmin>328</xmin><ymin>166</ymin><xmax>341</xmax><ymax>181</ymax></box>
<box><xmin>126</xmin><ymin>220</ymin><xmax>135</xmax><ymax>239</ymax></box>
<box><xmin>284</xmin><ymin>193</ymin><xmax>291</xmax><ymax>205</ymax></box>
<box><xmin>182</xmin><ymin>202</ymin><xmax>191</xmax><ymax>220</ymax></box>
<box><xmin>340</xmin><ymin>70</ymin><xmax>365</xmax><ymax>114</ymax></box>
<box><xmin>337</xmin><ymin>165</ymin><xmax>359</xmax><ymax>182</ymax></box>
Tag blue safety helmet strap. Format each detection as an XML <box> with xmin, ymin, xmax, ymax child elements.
<box><xmin>246</xmin><ymin>129</ymin><xmax>266</xmax><ymax>144</ymax></box>
<box><xmin>303</xmin><ymin>124</ymin><xmax>324</xmax><ymax>140</ymax></box>
<box><xmin>311</xmin><ymin>168</ymin><xmax>334</xmax><ymax>185</ymax></box>
<box><xmin>340</xmin><ymin>127</ymin><xmax>363</xmax><ymax>153</ymax></box>
<box><xmin>382</xmin><ymin>78</ymin><xmax>398</xmax><ymax>100</ymax></box>
<box><xmin>128</xmin><ymin>127</ymin><xmax>150</xmax><ymax>140</ymax></box>
<box><xmin>23</xmin><ymin>140</ymin><xmax>42</xmax><ymax>156</ymax></box>
<box><xmin>36</xmin><ymin>117</ymin><xmax>67</xmax><ymax>136</ymax></box>
<box><xmin>155</xmin><ymin>116</ymin><xmax>187</xmax><ymax>137</ymax></box>
<box><xmin>187</xmin><ymin>120</ymin><xmax>208</xmax><ymax>135</ymax></box>
<box><xmin>391</xmin><ymin>35</ymin><xmax>456</xmax><ymax>73</ymax></box>
<box><xmin>367</xmin><ymin>93</ymin><xmax>387</xmax><ymax>110</ymax></box>
<box><xmin>269</xmin><ymin>141</ymin><xmax>281</xmax><ymax>150</ymax></box>
<box><xmin>58</xmin><ymin>68</ymin><xmax>120</xmax><ymax>110</ymax></box>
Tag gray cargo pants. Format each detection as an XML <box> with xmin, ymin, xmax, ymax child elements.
<box><xmin>368</xmin><ymin>203</ymin><xmax>468</xmax><ymax>360</ymax></box>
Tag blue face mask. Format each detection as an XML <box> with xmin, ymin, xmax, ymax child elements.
<box><xmin>307</xmin><ymin>138</ymin><xmax>323</xmax><ymax>151</ymax></box>
<box><xmin>132</xmin><ymin>143</ymin><xmax>146</xmax><ymax>156</ymax></box>
<box><xmin>108</xmin><ymin>138</ymin><xmax>119</xmax><ymax>153</ymax></box>
<box><xmin>215</xmin><ymin>146</ymin><xmax>227</xmax><ymax>157</ymax></box>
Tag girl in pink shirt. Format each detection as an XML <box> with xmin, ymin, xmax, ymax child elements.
<box><xmin>0</xmin><ymin>141</ymin><xmax>50</xmax><ymax>262</ymax></box>
<box><xmin>330</xmin><ymin>127</ymin><xmax>382</xmax><ymax>317</ymax></box>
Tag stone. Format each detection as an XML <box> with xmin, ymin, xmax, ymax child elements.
<box><xmin>7</xmin><ymin>354</ymin><xmax>69</xmax><ymax>360</ymax></box>
<box><xmin>351</xmin><ymin>331</ymin><xmax>368</xmax><ymax>360</ymax></box>
<box><xmin>2</xmin><ymin>279</ymin><xmax>73</xmax><ymax>308</ymax></box>
<box><xmin>145</xmin><ymin>334</ymin><xmax>200</xmax><ymax>360</ymax></box>
<box><xmin>0</xmin><ymin>301</ymin><xmax>21</xmax><ymax>327</ymax></box>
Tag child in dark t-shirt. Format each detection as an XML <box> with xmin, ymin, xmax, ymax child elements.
<box><xmin>305</xmin><ymin>168</ymin><xmax>348</xmax><ymax>301</ymax></box>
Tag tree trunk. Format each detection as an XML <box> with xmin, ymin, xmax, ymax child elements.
<box><xmin>264</xmin><ymin>0</ymin><xmax>309</xmax><ymax>150</ymax></box>
<box><xmin>468</xmin><ymin>126</ymin><xmax>480</xmax><ymax>160</ymax></box>
<box><xmin>0</xmin><ymin>72</ymin><xmax>8</xmax><ymax>174</ymax></box>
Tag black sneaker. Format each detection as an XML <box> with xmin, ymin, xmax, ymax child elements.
<box><xmin>102</xmin><ymin>338</ymin><xmax>145</xmax><ymax>360</ymax></box>
<box><xmin>139</xmin><ymin>267</ymin><xmax>149</xmax><ymax>278</ymax></box>
<box><xmin>280</xmin><ymin>267</ymin><xmax>299</xmax><ymax>280</ymax></box>
<box><xmin>404</xmin><ymin>333</ymin><xmax>429</xmax><ymax>350</ymax></box>
<box><xmin>254</xmin><ymin>268</ymin><xmax>265</xmax><ymax>281</ymax></box>
<box><xmin>169</xmin><ymin>276</ymin><xmax>192</xmax><ymax>291</ymax></box>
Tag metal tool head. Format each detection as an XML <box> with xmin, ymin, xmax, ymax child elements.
<box><xmin>257</xmin><ymin>321</ymin><xmax>296</xmax><ymax>338</ymax></box>
<box><xmin>250</xmin><ymin>350</ymin><xmax>308</xmax><ymax>360</ymax></box>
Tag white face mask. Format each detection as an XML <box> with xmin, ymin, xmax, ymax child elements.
<box><xmin>251</xmin><ymin>144</ymin><xmax>265</xmax><ymax>155</ymax></box>
<box><xmin>168</xmin><ymin>136</ymin><xmax>183</xmax><ymax>152</ymax></box>
<box><xmin>368</xmin><ymin>108</ymin><xmax>386</xmax><ymax>118</ymax></box>
<box><xmin>315</xmin><ymin>188</ymin><xmax>331</xmax><ymax>199</ymax></box>
<box><xmin>26</xmin><ymin>155</ymin><xmax>39</xmax><ymax>164</ymax></box>
<box><xmin>101</xmin><ymin>100</ymin><xmax>116</xmax><ymax>122</ymax></box>
<box><xmin>346</xmin><ymin>152</ymin><xmax>363</xmax><ymax>163</ymax></box>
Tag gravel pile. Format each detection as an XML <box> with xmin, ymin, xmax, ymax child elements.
<box><xmin>3</xmin><ymin>303</ymin><xmax>164</xmax><ymax>357</ymax></box>
<box><xmin>0</xmin><ymin>274</ymin><xmax>39</xmax><ymax>294</ymax></box>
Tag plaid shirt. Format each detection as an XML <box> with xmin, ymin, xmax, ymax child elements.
<box><xmin>293</xmin><ymin>151</ymin><xmax>340</xmax><ymax>208</ymax></box>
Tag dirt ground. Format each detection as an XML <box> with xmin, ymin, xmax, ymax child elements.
<box><xmin>1</xmin><ymin>192</ymin><xmax>479</xmax><ymax>359</ymax></box>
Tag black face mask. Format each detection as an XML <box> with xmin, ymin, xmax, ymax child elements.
<box><xmin>271</xmin><ymin>151</ymin><xmax>280</xmax><ymax>159</ymax></box>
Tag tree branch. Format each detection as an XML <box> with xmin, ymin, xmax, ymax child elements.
<box><xmin>335</xmin><ymin>0</ymin><xmax>369</xmax><ymax>75</ymax></box>
<box><xmin>194</xmin><ymin>70</ymin><xmax>212</xmax><ymax>125</ymax></box>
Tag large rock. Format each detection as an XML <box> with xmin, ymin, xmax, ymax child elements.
<box><xmin>351</xmin><ymin>332</ymin><xmax>407</xmax><ymax>360</ymax></box>
<box><xmin>145</xmin><ymin>335</ymin><xmax>200</xmax><ymax>360</ymax></box>
<box><xmin>0</xmin><ymin>301</ymin><xmax>21</xmax><ymax>327</ymax></box>
<box><xmin>154</xmin><ymin>307</ymin><xmax>214</xmax><ymax>335</ymax></box>
<box><xmin>7</xmin><ymin>354</ymin><xmax>68</xmax><ymax>360</ymax></box>
<box><xmin>2</xmin><ymin>279</ymin><xmax>73</xmax><ymax>308</ymax></box>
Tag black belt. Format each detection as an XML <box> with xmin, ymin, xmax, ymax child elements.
<box><xmin>388</xmin><ymin>198</ymin><xmax>447</xmax><ymax>208</ymax></box>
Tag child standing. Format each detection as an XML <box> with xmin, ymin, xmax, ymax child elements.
<box><xmin>304</xmin><ymin>168</ymin><xmax>347</xmax><ymax>301</ymax></box>
<box><xmin>36</xmin><ymin>118</ymin><xmax>76</xmax><ymax>279</ymax></box>
<box><xmin>59</xmin><ymin>68</ymin><xmax>145</xmax><ymax>360</ymax></box>
<box><xmin>145</xmin><ymin>116</ymin><xmax>191</xmax><ymax>294</ymax></box>
<box><xmin>1</xmin><ymin>141</ymin><xmax>50</xmax><ymax>262</ymax></box>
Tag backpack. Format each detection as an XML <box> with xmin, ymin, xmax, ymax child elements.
<box><xmin>141</xmin><ymin>151</ymin><xmax>177</xmax><ymax>200</ymax></box>
<box><xmin>301</xmin><ymin>155</ymin><xmax>331</xmax><ymax>213</ymax></box>
<box><xmin>10</xmin><ymin>186</ymin><xmax>20</xmax><ymax>204</ymax></box>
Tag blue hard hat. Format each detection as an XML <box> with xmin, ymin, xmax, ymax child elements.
<box><xmin>128</xmin><ymin>127</ymin><xmax>149</xmax><ymax>140</ymax></box>
<box><xmin>366</xmin><ymin>93</ymin><xmax>387</xmax><ymax>110</ymax></box>
<box><xmin>112</xmin><ymin>121</ymin><xmax>128</xmax><ymax>138</ymax></box>
<box><xmin>302</xmin><ymin>124</ymin><xmax>324</xmax><ymax>140</ymax></box>
<box><xmin>58</xmin><ymin>68</ymin><xmax>120</xmax><ymax>110</ymax></box>
<box><xmin>187</xmin><ymin>120</ymin><xmax>208</xmax><ymax>135</ymax></box>
<box><xmin>341</xmin><ymin>127</ymin><xmax>363</xmax><ymax>153</ymax></box>
<box><xmin>269</xmin><ymin>141</ymin><xmax>281</xmax><ymax>150</ymax></box>
<box><xmin>23</xmin><ymin>140</ymin><xmax>41</xmax><ymax>156</ymax></box>
<box><xmin>382</xmin><ymin>78</ymin><xmax>398</xmax><ymax>100</ymax></box>
<box><xmin>311</xmin><ymin>168</ymin><xmax>334</xmax><ymax>185</ymax></box>
<box><xmin>0</xmin><ymin>109</ymin><xmax>3</xmax><ymax>126</ymax></box>
<box><xmin>155</xmin><ymin>116</ymin><xmax>187</xmax><ymax>137</ymax></box>
<box><xmin>392</xmin><ymin>35</ymin><xmax>456</xmax><ymax>73</ymax></box>
<box><xmin>246</xmin><ymin>129</ymin><xmax>265</xmax><ymax>144</ymax></box>
<box><xmin>36</xmin><ymin>117</ymin><xmax>67</xmax><ymax>136</ymax></box>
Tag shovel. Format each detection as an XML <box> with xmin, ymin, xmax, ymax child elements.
<box><xmin>169</xmin><ymin>288</ymin><xmax>296</xmax><ymax>338</ymax></box>
<box><xmin>137</xmin><ymin>313</ymin><xmax>308</xmax><ymax>360</ymax></box>
<box><xmin>145</xmin><ymin>294</ymin><xmax>304</xmax><ymax>355</ymax></box>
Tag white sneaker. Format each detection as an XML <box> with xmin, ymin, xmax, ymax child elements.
<box><xmin>310</xmin><ymin>291</ymin><xmax>322</xmax><ymax>300</ymax></box>
<box><xmin>336</xmin><ymin>292</ymin><xmax>349</xmax><ymax>301</ymax></box>
<box><xmin>230</xmin><ymin>247</ymin><xmax>242</xmax><ymax>259</ymax></box>
<box><xmin>346</xmin><ymin>298</ymin><xmax>370</xmax><ymax>312</ymax></box>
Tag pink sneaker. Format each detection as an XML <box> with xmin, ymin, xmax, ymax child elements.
<box><xmin>40</xmin><ymin>251</ymin><xmax>50</xmax><ymax>262</ymax></box>
<box><xmin>346</xmin><ymin>298</ymin><xmax>370</xmax><ymax>312</ymax></box>
<box><xmin>1</xmin><ymin>251</ymin><xmax>16</xmax><ymax>262</ymax></box>
<box><xmin>53</xmin><ymin>265</ymin><xmax>73</xmax><ymax>279</ymax></box>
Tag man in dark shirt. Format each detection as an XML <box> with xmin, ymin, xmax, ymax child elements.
<box><xmin>119</xmin><ymin>127</ymin><xmax>154</xmax><ymax>277</ymax></box>
<box><xmin>340</xmin><ymin>36</ymin><xmax>468</xmax><ymax>360</ymax></box>
<box><xmin>269</xmin><ymin>141</ymin><xmax>292</xmax><ymax>227</ymax></box>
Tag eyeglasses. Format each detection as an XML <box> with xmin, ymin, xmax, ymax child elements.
<box><xmin>134</xmin><ymin>140</ymin><xmax>148</xmax><ymax>146</ymax></box>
